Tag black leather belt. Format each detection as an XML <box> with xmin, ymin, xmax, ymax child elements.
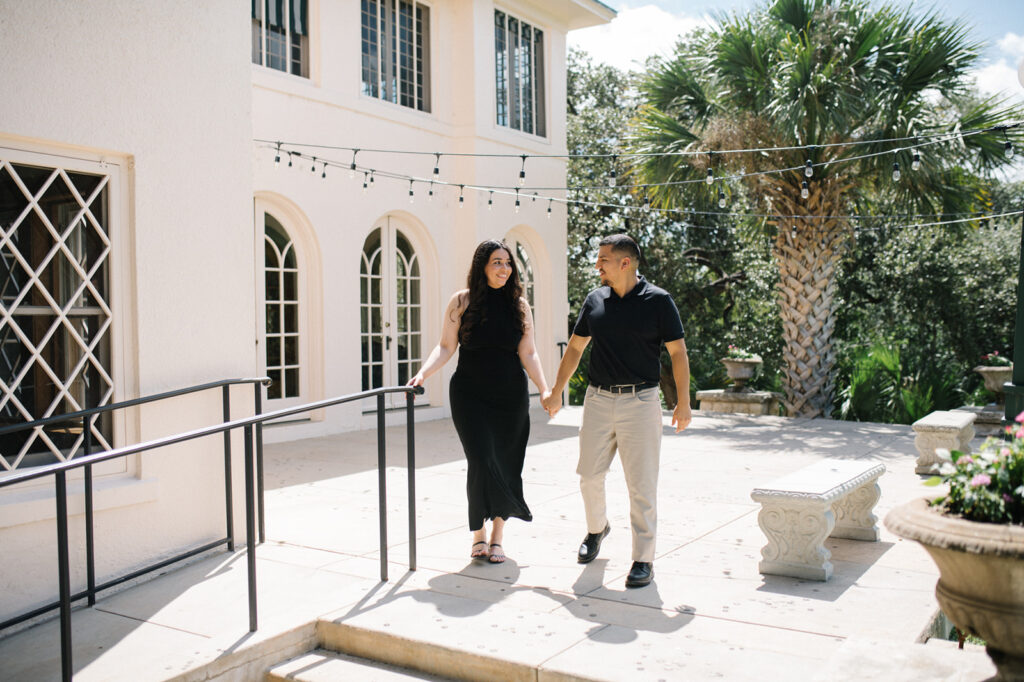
<box><xmin>592</xmin><ymin>382</ymin><xmax>659</xmax><ymax>394</ymax></box>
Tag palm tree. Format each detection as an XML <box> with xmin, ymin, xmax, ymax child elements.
<box><xmin>632</xmin><ymin>0</ymin><xmax>1024</xmax><ymax>417</ymax></box>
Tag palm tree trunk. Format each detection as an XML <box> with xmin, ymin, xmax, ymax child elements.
<box><xmin>767</xmin><ymin>179</ymin><xmax>850</xmax><ymax>417</ymax></box>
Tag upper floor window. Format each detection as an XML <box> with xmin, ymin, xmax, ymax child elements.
<box><xmin>494</xmin><ymin>10</ymin><xmax>545</xmax><ymax>137</ymax></box>
<box><xmin>252</xmin><ymin>0</ymin><xmax>309</xmax><ymax>78</ymax></box>
<box><xmin>361</xmin><ymin>0</ymin><xmax>432</xmax><ymax>113</ymax></box>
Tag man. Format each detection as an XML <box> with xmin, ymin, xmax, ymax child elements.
<box><xmin>542</xmin><ymin>234</ymin><xmax>691</xmax><ymax>588</ymax></box>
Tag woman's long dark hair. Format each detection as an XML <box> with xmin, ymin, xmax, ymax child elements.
<box><xmin>457</xmin><ymin>240</ymin><xmax>525</xmax><ymax>344</ymax></box>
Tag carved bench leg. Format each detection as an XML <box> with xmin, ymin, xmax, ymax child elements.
<box><xmin>831</xmin><ymin>479</ymin><xmax>881</xmax><ymax>542</ymax></box>
<box><xmin>756</xmin><ymin>501</ymin><xmax>835</xmax><ymax>581</ymax></box>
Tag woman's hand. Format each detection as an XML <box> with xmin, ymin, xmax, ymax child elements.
<box><xmin>407</xmin><ymin>373</ymin><xmax>425</xmax><ymax>387</ymax></box>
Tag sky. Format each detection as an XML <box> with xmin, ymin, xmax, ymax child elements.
<box><xmin>568</xmin><ymin>0</ymin><xmax>1024</xmax><ymax>104</ymax></box>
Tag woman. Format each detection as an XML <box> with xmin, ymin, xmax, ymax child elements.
<box><xmin>408</xmin><ymin>240</ymin><xmax>552</xmax><ymax>563</ymax></box>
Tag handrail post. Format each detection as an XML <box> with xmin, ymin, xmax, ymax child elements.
<box><xmin>55</xmin><ymin>471</ymin><xmax>73</xmax><ymax>682</ymax></box>
<box><xmin>406</xmin><ymin>389</ymin><xmax>416</xmax><ymax>571</ymax></box>
<box><xmin>377</xmin><ymin>392</ymin><xmax>388</xmax><ymax>582</ymax></box>
<box><xmin>222</xmin><ymin>385</ymin><xmax>234</xmax><ymax>551</ymax></box>
<box><xmin>255</xmin><ymin>384</ymin><xmax>265</xmax><ymax>543</ymax></box>
<box><xmin>83</xmin><ymin>412</ymin><xmax>96</xmax><ymax>606</ymax></box>
<box><xmin>243</xmin><ymin>425</ymin><xmax>258</xmax><ymax>632</ymax></box>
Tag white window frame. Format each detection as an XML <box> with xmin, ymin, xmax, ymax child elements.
<box><xmin>0</xmin><ymin>141</ymin><xmax>138</xmax><ymax>488</ymax></box>
<box><xmin>252</xmin><ymin>0</ymin><xmax>310</xmax><ymax>79</ymax></box>
<box><xmin>360</xmin><ymin>0</ymin><xmax>432</xmax><ymax>113</ymax></box>
<box><xmin>494</xmin><ymin>7</ymin><xmax>546</xmax><ymax>138</ymax></box>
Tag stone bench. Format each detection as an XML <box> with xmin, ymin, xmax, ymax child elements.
<box><xmin>751</xmin><ymin>459</ymin><xmax>885</xmax><ymax>581</ymax></box>
<box><xmin>912</xmin><ymin>410</ymin><xmax>976</xmax><ymax>474</ymax></box>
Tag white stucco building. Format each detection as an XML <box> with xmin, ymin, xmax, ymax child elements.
<box><xmin>0</xmin><ymin>0</ymin><xmax>613</xmax><ymax>630</ymax></box>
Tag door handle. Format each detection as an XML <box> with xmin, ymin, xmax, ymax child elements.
<box><xmin>385</xmin><ymin>335</ymin><xmax>392</xmax><ymax>350</ymax></box>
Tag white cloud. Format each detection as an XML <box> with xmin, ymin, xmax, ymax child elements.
<box><xmin>567</xmin><ymin>4</ymin><xmax>712</xmax><ymax>73</ymax></box>
<box><xmin>997</xmin><ymin>32</ymin><xmax>1024</xmax><ymax>59</ymax></box>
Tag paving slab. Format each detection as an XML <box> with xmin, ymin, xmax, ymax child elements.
<box><xmin>0</xmin><ymin>407</ymin><xmax>996</xmax><ymax>681</ymax></box>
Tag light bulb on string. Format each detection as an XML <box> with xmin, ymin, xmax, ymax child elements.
<box><xmin>458</xmin><ymin>185</ymin><xmax>465</xmax><ymax>208</ymax></box>
<box><xmin>362</xmin><ymin>172</ymin><xmax>368</xmax><ymax>193</ymax></box>
<box><xmin>349</xmin><ymin>149</ymin><xmax>358</xmax><ymax>178</ymax></box>
<box><xmin>718</xmin><ymin>189</ymin><xmax>727</xmax><ymax>209</ymax></box>
<box><xmin>1005</xmin><ymin>138</ymin><xmax>1015</xmax><ymax>160</ymax></box>
<box><xmin>369</xmin><ymin>171</ymin><xmax>375</xmax><ymax>188</ymax></box>
<box><xmin>488</xmin><ymin>191</ymin><xmax>493</xmax><ymax>210</ymax></box>
<box><xmin>428</xmin><ymin>181</ymin><xmax>434</xmax><ymax>202</ymax></box>
<box><xmin>274</xmin><ymin>142</ymin><xmax>281</xmax><ymax>169</ymax></box>
<box><xmin>311</xmin><ymin>156</ymin><xmax>317</xmax><ymax>173</ymax></box>
<box><xmin>532</xmin><ymin>192</ymin><xmax>538</xmax><ymax>202</ymax></box>
<box><xmin>408</xmin><ymin>180</ymin><xmax>415</xmax><ymax>204</ymax></box>
<box><xmin>642</xmin><ymin>194</ymin><xmax>650</xmax><ymax>213</ymax></box>
<box><xmin>609</xmin><ymin>156</ymin><xmax>617</xmax><ymax>187</ymax></box>
<box><xmin>801</xmin><ymin>180</ymin><xmax>809</xmax><ymax>199</ymax></box>
<box><xmin>892</xmin><ymin>161</ymin><xmax>901</xmax><ymax>182</ymax></box>
<box><xmin>518</xmin><ymin>155</ymin><xmax>527</xmax><ymax>187</ymax></box>
<box><xmin>547</xmin><ymin>198</ymin><xmax>552</xmax><ymax>219</ymax></box>
<box><xmin>705</xmin><ymin>167</ymin><xmax>714</xmax><ymax>185</ymax></box>
<box><xmin>287</xmin><ymin>152</ymin><xmax>293</xmax><ymax>168</ymax></box>
<box><xmin>804</xmin><ymin>159</ymin><xmax>813</xmax><ymax>178</ymax></box>
<box><xmin>320</xmin><ymin>162</ymin><xmax>326</xmax><ymax>179</ymax></box>
<box><xmin>514</xmin><ymin>189</ymin><xmax>520</xmax><ymax>214</ymax></box>
<box><xmin>911</xmin><ymin>151</ymin><xmax>921</xmax><ymax>172</ymax></box>
<box><xmin>433</xmin><ymin>153</ymin><xmax>440</xmax><ymax>179</ymax></box>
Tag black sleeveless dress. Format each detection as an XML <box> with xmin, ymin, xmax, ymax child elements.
<box><xmin>450</xmin><ymin>286</ymin><xmax>533</xmax><ymax>531</ymax></box>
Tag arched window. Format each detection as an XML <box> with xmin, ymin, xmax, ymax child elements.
<box><xmin>263</xmin><ymin>214</ymin><xmax>299</xmax><ymax>400</ymax></box>
<box><xmin>360</xmin><ymin>220</ymin><xmax>422</xmax><ymax>406</ymax></box>
<box><xmin>509</xmin><ymin>237</ymin><xmax>534</xmax><ymax>309</ymax></box>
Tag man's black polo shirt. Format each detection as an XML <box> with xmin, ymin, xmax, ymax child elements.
<box><xmin>572</xmin><ymin>275</ymin><xmax>684</xmax><ymax>387</ymax></box>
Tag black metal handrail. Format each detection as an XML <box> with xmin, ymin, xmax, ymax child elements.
<box><xmin>0</xmin><ymin>383</ymin><xmax>423</xmax><ymax>682</ymax></box>
<box><xmin>0</xmin><ymin>377</ymin><xmax>269</xmax><ymax>633</ymax></box>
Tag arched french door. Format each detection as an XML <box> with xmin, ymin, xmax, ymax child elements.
<box><xmin>259</xmin><ymin>211</ymin><xmax>307</xmax><ymax>410</ymax></box>
<box><xmin>360</xmin><ymin>219</ymin><xmax>422</xmax><ymax>408</ymax></box>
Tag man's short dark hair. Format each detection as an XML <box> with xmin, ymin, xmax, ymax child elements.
<box><xmin>599</xmin><ymin>234</ymin><xmax>641</xmax><ymax>262</ymax></box>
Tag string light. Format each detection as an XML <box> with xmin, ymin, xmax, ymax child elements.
<box><xmin>488</xmin><ymin>191</ymin><xmax>493</xmax><ymax>210</ymax></box>
<box><xmin>369</xmin><ymin>170</ymin><xmax>375</xmax><ymax>188</ymax></box>
<box><xmin>408</xmin><ymin>179</ymin><xmax>414</xmax><ymax>204</ymax></box>
<box><xmin>433</xmin><ymin>153</ymin><xmax>440</xmax><ymax>179</ymax></box>
<box><xmin>362</xmin><ymin>172</ymin><xmax>368</xmax><ymax>193</ymax></box>
<box><xmin>320</xmin><ymin>162</ymin><xmax>326</xmax><ymax>179</ymax></box>
<box><xmin>428</xmin><ymin>181</ymin><xmax>434</xmax><ymax>201</ymax></box>
<box><xmin>1004</xmin><ymin>129</ymin><xmax>1015</xmax><ymax>160</ymax></box>
<box><xmin>911</xmin><ymin>151</ymin><xmax>921</xmax><ymax>172</ymax></box>
<box><xmin>609</xmin><ymin>156</ymin><xmax>617</xmax><ymax>187</ymax></box>
<box><xmin>518</xmin><ymin>155</ymin><xmax>527</xmax><ymax>187</ymax></box>
<box><xmin>804</xmin><ymin>159</ymin><xmax>813</xmax><ymax>178</ymax></box>
<box><xmin>287</xmin><ymin>151</ymin><xmax>293</xmax><ymax>168</ymax></box>
<box><xmin>718</xmin><ymin>188</ymin><xmax>726</xmax><ymax>208</ymax></box>
<box><xmin>642</xmin><ymin>193</ymin><xmax>651</xmax><ymax>213</ymax></box>
<box><xmin>310</xmin><ymin>156</ymin><xmax>317</xmax><ymax>173</ymax></box>
<box><xmin>801</xmin><ymin>180</ymin><xmax>809</xmax><ymax>199</ymax></box>
<box><xmin>458</xmin><ymin>184</ymin><xmax>465</xmax><ymax>208</ymax></box>
<box><xmin>274</xmin><ymin>142</ymin><xmax>281</xmax><ymax>168</ymax></box>
<box><xmin>892</xmin><ymin>160</ymin><xmax>901</xmax><ymax>182</ymax></box>
<box><xmin>514</xmin><ymin>189</ymin><xmax>520</xmax><ymax>213</ymax></box>
<box><xmin>547</xmin><ymin>198</ymin><xmax>552</xmax><ymax>219</ymax></box>
<box><xmin>349</xmin><ymin>149</ymin><xmax>358</xmax><ymax>178</ymax></box>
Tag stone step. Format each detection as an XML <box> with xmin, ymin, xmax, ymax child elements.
<box><xmin>266</xmin><ymin>648</ymin><xmax>453</xmax><ymax>681</ymax></box>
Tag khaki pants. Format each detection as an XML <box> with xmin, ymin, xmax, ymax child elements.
<box><xmin>577</xmin><ymin>385</ymin><xmax>663</xmax><ymax>562</ymax></box>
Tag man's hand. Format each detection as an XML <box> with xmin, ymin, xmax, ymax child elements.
<box><xmin>672</xmin><ymin>401</ymin><xmax>692</xmax><ymax>433</ymax></box>
<box><xmin>541</xmin><ymin>390</ymin><xmax>561</xmax><ymax>417</ymax></box>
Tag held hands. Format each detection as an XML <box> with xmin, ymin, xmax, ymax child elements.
<box><xmin>540</xmin><ymin>389</ymin><xmax>561</xmax><ymax>418</ymax></box>
<box><xmin>672</xmin><ymin>401</ymin><xmax>692</xmax><ymax>433</ymax></box>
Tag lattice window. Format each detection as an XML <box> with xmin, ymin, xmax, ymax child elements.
<box><xmin>252</xmin><ymin>0</ymin><xmax>309</xmax><ymax>78</ymax></box>
<box><xmin>361</xmin><ymin>0</ymin><xmax>432</xmax><ymax>112</ymax></box>
<box><xmin>494</xmin><ymin>9</ymin><xmax>545</xmax><ymax>137</ymax></box>
<box><xmin>0</xmin><ymin>159</ymin><xmax>113</xmax><ymax>471</ymax></box>
<box><xmin>511</xmin><ymin>239</ymin><xmax>534</xmax><ymax>311</ymax></box>
<box><xmin>264</xmin><ymin>215</ymin><xmax>300</xmax><ymax>400</ymax></box>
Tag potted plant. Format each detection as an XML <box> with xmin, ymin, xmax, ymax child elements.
<box><xmin>885</xmin><ymin>416</ymin><xmax>1024</xmax><ymax>681</ymax></box>
<box><xmin>720</xmin><ymin>345</ymin><xmax>762</xmax><ymax>392</ymax></box>
<box><xmin>975</xmin><ymin>351</ymin><xmax>1014</xmax><ymax>406</ymax></box>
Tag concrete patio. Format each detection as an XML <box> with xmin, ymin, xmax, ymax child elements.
<box><xmin>0</xmin><ymin>406</ymin><xmax>997</xmax><ymax>681</ymax></box>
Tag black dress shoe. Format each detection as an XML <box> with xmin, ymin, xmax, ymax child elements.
<box><xmin>577</xmin><ymin>524</ymin><xmax>610</xmax><ymax>564</ymax></box>
<box><xmin>625</xmin><ymin>561</ymin><xmax>653</xmax><ymax>587</ymax></box>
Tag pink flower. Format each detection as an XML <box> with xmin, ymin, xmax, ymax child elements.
<box><xmin>970</xmin><ymin>474</ymin><xmax>991</xmax><ymax>487</ymax></box>
<box><xmin>1016</xmin><ymin>410</ymin><xmax>1024</xmax><ymax>424</ymax></box>
<box><xmin>1005</xmin><ymin>494</ymin><xmax>1014</xmax><ymax>504</ymax></box>
<box><xmin>1002</xmin><ymin>448</ymin><xmax>1012</xmax><ymax>457</ymax></box>
<box><xmin>1016</xmin><ymin>428</ymin><xmax>1024</xmax><ymax>440</ymax></box>
<box><xmin>959</xmin><ymin>456</ymin><xmax>974</xmax><ymax>466</ymax></box>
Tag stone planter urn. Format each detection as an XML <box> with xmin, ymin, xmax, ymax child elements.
<box><xmin>974</xmin><ymin>365</ymin><xmax>1013</xmax><ymax>405</ymax></box>
<box><xmin>721</xmin><ymin>357</ymin><xmax>761</xmax><ymax>392</ymax></box>
<box><xmin>885</xmin><ymin>498</ymin><xmax>1024</xmax><ymax>681</ymax></box>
